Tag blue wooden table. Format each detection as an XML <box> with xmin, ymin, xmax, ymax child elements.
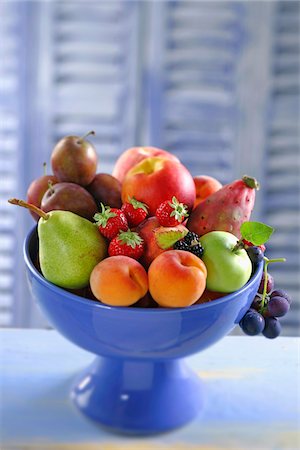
<box><xmin>0</xmin><ymin>329</ymin><xmax>299</xmax><ymax>450</ymax></box>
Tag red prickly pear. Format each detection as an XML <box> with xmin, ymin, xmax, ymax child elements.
<box><xmin>187</xmin><ymin>175</ymin><xmax>259</xmax><ymax>239</ymax></box>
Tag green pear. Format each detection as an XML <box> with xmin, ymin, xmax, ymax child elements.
<box><xmin>200</xmin><ymin>231</ymin><xmax>252</xmax><ymax>293</ymax></box>
<box><xmin>9</xmin><ymin>199</ymin><xmax>107</xmax><ymax>289</ymax></box>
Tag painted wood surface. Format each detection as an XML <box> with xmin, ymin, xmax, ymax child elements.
<box><xmin>0</xmin><ymin>330</ymin><xmax>299</xmax><ymax>450</ymax></box>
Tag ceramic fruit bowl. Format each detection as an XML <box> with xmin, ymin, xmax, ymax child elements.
<box><xmin>24</xmin><ymin>227</ymin><xmax>263</xmax><ymax>435</ymax></box>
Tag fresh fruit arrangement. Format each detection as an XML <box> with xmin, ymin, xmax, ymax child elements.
<box><xmin>8</xmin><ymin>134</ymin><xmax>291</xmax><ymax>339</ymax></box>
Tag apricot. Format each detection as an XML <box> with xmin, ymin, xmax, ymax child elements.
<box><xmin>148</xmin><ymin>250</ymin><xmax>207</xmax><ymax>308</ymax></box>
<box><xmin>90</xmin><ymin>256</ymin><xmax>148</xmax><ymax>306</ymax></box>
<box><xmin>193</xmin><ymin>175</ymin><xmax>222</xmax><ymax>208</ymax></box>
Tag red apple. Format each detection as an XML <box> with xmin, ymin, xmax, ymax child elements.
<box><xmin>112</xmin><ymin>146</ymin><xmax>180</xmax><ymax>184</ymax></box>
<box><xmin>136</xmin><ymin>217</ymin><xmax>165</xmax><ymax>268</ymax></box>
<box><xmin>121</xmin><ymin>157</ymin><xmax>196</xmax><ymax>216</ymax></box>
<box><xmin>27</xmin><ymin>173</ymin><xmax>58</xmax><ymax>221</ymax></box>
<box><xmin>193</xmin><ymin>175</ymin><xmax>222</xmax><ymax>209</ymax></box>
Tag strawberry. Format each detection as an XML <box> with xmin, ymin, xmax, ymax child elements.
<box><xmin>121</xmin><ymin>197</ymin><xmax>149</xmax><ymax>227</ymax></box>
<box><xmin>187</xmin><ymin>175</ymin><xmax>259</xmax><ymax>239</ymax></box>
<box><xmin>156</xmin><ymin>196</ymin><xmax>189</xmax><ymax>227</ymax></box>
<box><xmin>108</xmin><ymin>230</ymin><xmax>144</xmax><ymax>260</ymax></box>
<box><xmin>94</xmin><ymin>203</ymin><xmax>128</xmax><ymax>239</ymax></box>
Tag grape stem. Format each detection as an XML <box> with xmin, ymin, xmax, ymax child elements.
<box><xmin>260</xmin><ymin>256</ymin><xmax>286</xmax><ymax>311</ymax></box>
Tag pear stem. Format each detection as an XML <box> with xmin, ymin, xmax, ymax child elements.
<box><xmin>8</xmin><ymin>198</ymin><xmax>49</xmax><ymax>220</ymax></box>
<box><xmin>77</xmin><ymin>130</ymin><xmax>95</xmax><ymax>144</ymax></box>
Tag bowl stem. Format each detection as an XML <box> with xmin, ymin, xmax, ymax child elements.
<box><xmin>71</xmin><ymin>355</ymin><xmax>204</xmax><ymax>434</ymax></box>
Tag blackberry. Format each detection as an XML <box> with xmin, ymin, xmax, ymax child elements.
<box><xmin>173</xmin><ymin>231</ymin><xmax>204</xmax><ymax>258</ymax></box>
<box><xmin>174</xmin><ymin>240</ymin><xmax>189</xmax><ymax>251</ymax></box>
<box><xmin>190</xmin><ymin>244</ymin><xmax>204</xmax><ymax>258</ymax></box>
<box><xmin>184</xmin><ymin>231</ymin><xmax>204</xmax><ymax>257</ymax></box>
<box><xmin>184</xmin><ymin>231</ymin><xmax>199</xmax><ymax>245</ymax></box>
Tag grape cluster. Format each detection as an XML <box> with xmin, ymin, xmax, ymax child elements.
<box><xmin>239</xmin><ymin>257</ymin><xmax>291</xmax><ymax>339</ymax></box>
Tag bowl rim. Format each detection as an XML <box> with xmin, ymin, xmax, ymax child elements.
<box><xmin>24</xmin><ymin>226</ymin><xmax>264</xmax><ymax>315</ymax></box>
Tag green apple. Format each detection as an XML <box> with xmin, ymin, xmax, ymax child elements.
<box><xmin>200</xmin><ymin>231</ymin><xmax>252</xmax><ymax>293</ymax></box>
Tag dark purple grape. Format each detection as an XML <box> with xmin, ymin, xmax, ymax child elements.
<box><xmin>251</xmin><ymin>295</ymin><xmax>263</xmax><ymax>311</ymax></box>
<box><xmin>258</xmin><ymin>272</ymin><xmax>274</xmax><ymax>294</ymax></box>
<box><xmin>270</xmin><ymin>289</ymin><xmax>291</xmax><ymax>305</ymax></box>
<box><xmin>262</xmin><ymin>317</ymin><xmax>281</xmax><ymax>339</ymax></box>
<box><xmin>246</xmin><ymin>246</ymin><xmax>264</xmax><ymax>265</ymax></box>
<box><xmin>239</xmin><ymin>309</ymin><xmax>265</xmax><ymax>336</ymax></box>
<box><xmin>266</xmin><ymin>296</ymin><xmax>290</xmax><ymax>318</ymax></box>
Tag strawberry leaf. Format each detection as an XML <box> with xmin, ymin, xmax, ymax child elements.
<box><xmin>128</xmin><ymin>197</ymin><xmax>148</xmax><ymax>212</ymax></box>
<box><xmin>116</xmin><ymin>230</ymin><xmax>143</xmax><ymax>248</ymax></box>
<box><xmin>168</xmin><ymin>197</ymin><xmax>189</xmax><ymax>221</ymax></box>
<box><xmin>240</xmin><ymin>221</ymin><xmax>274</xmax><ymax>245</ymax></box>
<box><xmin>93</xmin><ymin>204</ymin><xmax>117</xmax><ymax>227</ymax></box>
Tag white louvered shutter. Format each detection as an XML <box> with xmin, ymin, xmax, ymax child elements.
<box><xmin>261</xmin><ymin>1</ymin><xmax>300</xmax><ymax>335</ymax></box>
<box><xmin>0</xmin><ymin>2</ymin><xmax>27</xmax><ymax>327</ymax></box>
<box><xmin>144</xmin><ymin>1</ymin><xmax>248</xmax><ymax>184</ymax></box>
<box><xmin>2</xmin><ymin>1</ymin><xmax>141</xmax><ymax>327</ymax></box>
<box><xmin>144</xmin><ymin>1</ymin><xmax>299</xmax><ymax>335</ymax></box>
<box><xmin>25</xmin><ymin>0</ymin><xmax>140</xmax><ymax>180</ymax></box>
<box><xmin>49</xmin><ymin>1</ymin><xmax>140</xmax><ymax>172</ymax></box>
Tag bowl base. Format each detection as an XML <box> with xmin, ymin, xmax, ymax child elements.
<box><xmin>71</xmin><ymin>356</ymin><xmax>204</xmax><ymax>435</ymax></box>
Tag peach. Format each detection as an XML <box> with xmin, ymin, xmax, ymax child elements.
<box><xmin>90</xmin><ymin>256</ymin><xmax>148</xmax><ymax>306</ymax></box>
<box><xmin>193</xmin><ymin>175</ymin><xmax>222</xmax><ymax>208</ymax></box>
<box><xmin>112</xmin><ymin>146</ymin><xmax>180</xmax><ymax>184</ymax></box>
<box><xmin>122</xmin><ymin>157</ymin><xmax>196</xmax><ymax>216</ymax></box>
<box><xmin>148</xmin><ymin>250</ymin><xmax>207</xmax><ymax>308</ymax></box>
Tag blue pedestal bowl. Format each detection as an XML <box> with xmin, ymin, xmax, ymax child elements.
<box><xmin>24</xmin><ymin>227</ymin><xmax>263</xmax><ymax>434</ymax></box>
